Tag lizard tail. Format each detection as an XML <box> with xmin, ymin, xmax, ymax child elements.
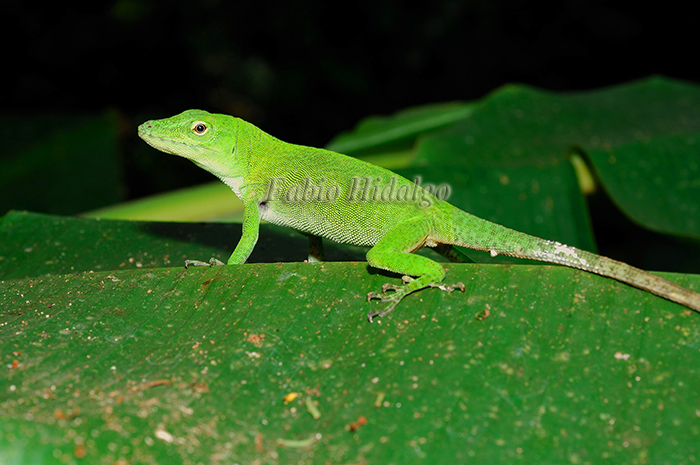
<box><xmin>448</xmin><ymin>208</ymin><xmax>700</xmax><ymax>312</ymax></box>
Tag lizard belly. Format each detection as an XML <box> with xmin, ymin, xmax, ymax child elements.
<box><xmin>260</xmin><ymin>201</ymin><xmax>409</xmax><ymax>247</ymax></box>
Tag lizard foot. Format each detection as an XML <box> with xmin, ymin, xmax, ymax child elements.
<box><xmin>366</xmin><ymin>298</ymin><xmax>402</xmax><ymax>323</ymax></box>
<box><xmin>184</xmin><ymin>257</ymin><xmax>226</xmax><ymax>268</ymax></box>
<box><xmin>366</xmin><ymin>287</ymin><xmax>408</xmax><ymax>322</ymax></box>
<box><xmin>366</xmin><ymin>280</ymin><xmax>465</xmax><ymax>323</ymax></box>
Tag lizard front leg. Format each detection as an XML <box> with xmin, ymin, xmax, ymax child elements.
<box><xmin>185</xmin><ymin>198</ymin><xmax>262</xmax><ymax>268</ymax></box>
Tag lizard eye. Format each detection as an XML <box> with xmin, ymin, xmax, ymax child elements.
<box><xmin>192</xmin><ymin>122</ymin><xmax>208</xmax><ymax>135</ymax></box>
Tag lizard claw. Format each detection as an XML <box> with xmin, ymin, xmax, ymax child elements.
<box><xmin>381</xmin><ymin>283</ymin><xmax>403</xmax><ymax>293</ymax></box>
<box><xmin>446</xmin><ymin>281</ymin><xmax>465</xmax><ymax>293</ymax></box>
<box><xmin>368</xmin><ymin>283</ymin><xmax>404</xmax><ymax>300</ymax></box>
<box><xmin>367</xmin><ymin>309</ymin><xmax>381</xmax><ymax>323</ymax></box>
<box><xmin>430</xmin><ymin>281</ymin><xmax>465</xmax><ymax>293</ymax></box>
<box><xmin>184</xmin><ymin>257</ymin><xmax>226</xmax><ymax>268</ymax></box>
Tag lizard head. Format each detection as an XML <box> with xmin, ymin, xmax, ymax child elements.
<box><xmin>138</xmin><ymin>109</ymin><xmax>241</xmax><ymax>179</ymax></box>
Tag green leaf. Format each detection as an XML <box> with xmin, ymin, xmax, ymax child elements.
<box><xmin>325</xmin><ymin>101</ymin><xmax>476</xmax><ymax>156</ymax></box>
<box><xmin>2</xmin><ymin>211</ymin><xmax>700</xmax><ymax>464</ymax></box>
<box><xmin>586</xmin><ymin>134</ymin><xmax>700</xmax><ymax>238</ymax></box>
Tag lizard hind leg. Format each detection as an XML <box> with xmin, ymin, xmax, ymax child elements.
<box><xmin>306</xmin><ymin>234</ymin><xmax>325</xmax><ymax>263</ymax></box>
<box><xmin>365</xmin><ymin>217</ymin><xmax>464</xmax><ymax>322</ymax></box>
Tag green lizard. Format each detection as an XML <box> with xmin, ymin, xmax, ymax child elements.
<box><xmin>138</xmin><ymin>109</ymin><xmax>700</xmax><ymax>322</ymax></box>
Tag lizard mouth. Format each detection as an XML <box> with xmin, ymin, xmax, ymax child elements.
<box><xmin>137</xmin><ymin>124</ymin><xmax>204</xmax><ymax>158</ymax></box>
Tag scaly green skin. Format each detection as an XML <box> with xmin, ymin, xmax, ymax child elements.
<box><xmin>138</xmin><ymin>110</ymin><xmax>700</xmax><ymax>321</ymax></box>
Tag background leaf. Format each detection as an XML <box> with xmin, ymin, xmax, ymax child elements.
<box><xmin>413</xmin><ymin>77</ymin><xmax>700</xmax><ymax>239</ymax></box>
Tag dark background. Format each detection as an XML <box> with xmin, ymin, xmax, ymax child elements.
<box><xmin>3</xmin><ymin>0</ymin><xmax>697</xmax><ymax>204</ymax></box>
